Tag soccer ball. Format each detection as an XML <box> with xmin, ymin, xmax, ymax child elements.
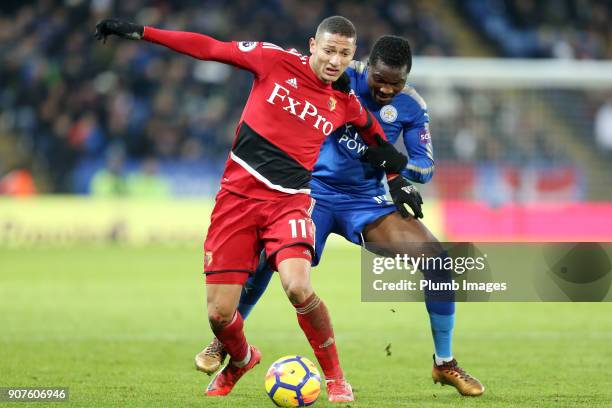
<box><xmin>264</xmin><ymin>355</ymin><xmax>321</xmax><ymax>407</ymax></box>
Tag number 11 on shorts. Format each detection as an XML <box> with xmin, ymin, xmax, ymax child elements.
<box><xmin>288</xmin><ymin>219</ymin><xmax>308</xmax><ymax>238</ymax></box>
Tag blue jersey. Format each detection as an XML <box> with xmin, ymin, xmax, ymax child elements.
<box><xmin>312</xmin><ymin>62</ymin><xmax>434</xmax><ymax>197</ymax></box>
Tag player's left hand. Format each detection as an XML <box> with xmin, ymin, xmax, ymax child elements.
<box><xmin>95</xmin><ymin>18</ymin><xmax>144</xmax><ymax>43</ymax></box>
<box><xmin>365</xmin><ymin>135</ymin><xmax>408</xmax><ymax>174</ymax></box>
<box><xmin>387</xmin><ymin>175</ymin><xmax>424</xmax><ymax>219</ymax></box>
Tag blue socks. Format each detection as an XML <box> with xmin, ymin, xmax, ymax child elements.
<box><xmin>237</xmin><ymin>249</ymin><xmax>455</xmax><ymax>362</ymax></box>
<box><xmin>237</xmin><ymin>254</ymin><xmax>274</xmax><ymax>319</ymax></box>
<box><xmin>422</xmin><ymin>251</ymin><xmax>456</xmax><ymax>360</ymax></box>
<box><xmin>428</xmin><ymin>311</ymin><xmax>455</xmax><ymax>360</ymax></box>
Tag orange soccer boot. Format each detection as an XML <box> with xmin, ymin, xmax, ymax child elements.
<box><xmin>195</xmin><ymin>337</ymin><xmax>227</xmax><ymax>375</ymax></box>
<box><xmin>205</xmin><ymin>345</ymin><xmax>261</xmax><ymax>396</ymax></box>
<box><xmin>432</xmin><ymin>356</ymin><xmax>484</xmax><ymax>396</ymax></box>
<box><xmin>326</xmin><ymin>378</ymin><xmax>354</xmax><ymax>403</ymax></box>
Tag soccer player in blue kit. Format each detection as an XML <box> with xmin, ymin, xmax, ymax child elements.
<box><xmin>197</xmin><ymin>35</ymin><xmax>484</xmax><ymax>396</ymax></box>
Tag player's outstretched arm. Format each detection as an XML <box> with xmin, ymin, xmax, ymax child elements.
<box><xmin>95</xmin><ymin>18</ymin><xmax>227</xmax><ymax>60</ymax></box>
<box><xmin>95</xmin><ymin>18</ymin><xmax>271</xmax><ymax>75</ymax></box>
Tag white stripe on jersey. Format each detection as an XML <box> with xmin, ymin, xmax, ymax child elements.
<box><xmin>425</xmin><ymin>143</ymin><xmax>434</xmax><ymax>161</ymax></box>
<box><xmin>262</xmin><ymin>42</ymin><xmax>284</xmax><ymax>50</ymax></box>
<box><xmin>407</xmin><ymin>163</ymin><xmax>435</xmax><ymax>174</ymax></box>
<box><xmin>262</xmin><ymin>42</ymin><xmax>307</xmax><ymax>63</ymax></box>
<box><xmin>307</xmin><ymin>197</ymin><xmax>316</xmax><ymax>216</ymax></box>
<box><xmin>230</xmin><ymin>151</ymin><xmax>311</xmax><ymax>195</ymax></box>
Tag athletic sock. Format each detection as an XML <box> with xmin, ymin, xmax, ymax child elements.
<box><xmin>238</xmin><ymin>255</ymin><xmax>274</xmax><ymax>319</ymax></box>
<box><xmin>434</xmin><ymin>353</ymin><xmax>454</xmax><ymax>366</ymax></box>
<box><xmin>429</xmin><ymin>312</ymin><xmax>455</xmax><ymax>362</ymax></box>
<box><xmin>294</xmin><ymin>293</ymin><xmax>343</xmax><ymax>380</ymax></box>
<box><xmin>422</xmin><ymin>251</ymin><xmax>456</xmax><ymax>361</ymax></box>
<box><xmin>212</xmin><ymin>311</ymin><xmax>249</xmax><ymax>364</ymax></box>
<box><xmin>233</xmin><ymin>346</ymin><xmax>251</xmax><ymax>368</ymax></box>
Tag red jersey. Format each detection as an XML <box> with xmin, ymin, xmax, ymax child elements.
<box><xmin>143</xmin><ymin>28</ymin><xmax>386</xmax><ymax>199</ymax></box>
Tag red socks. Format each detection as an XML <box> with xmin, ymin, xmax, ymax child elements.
<box><xmin>212</xmin><ymin>311</ymin><xmax>249</xmax><ymax>365</ymax></box>
<box><xmin>212</xmin><ymin>295</ymin><xmax>343</xmax><ymax>377</ymax></box>
<box><xmin>294</xmin><ymin>293</ymin><xmax>343</xmax><ymax>380</ymax></box>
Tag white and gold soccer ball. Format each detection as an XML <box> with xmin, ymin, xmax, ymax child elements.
<box><xmin>264</xmin><ymin>355</ymin><xmax>321</xmax><ymax>407</ymax></box>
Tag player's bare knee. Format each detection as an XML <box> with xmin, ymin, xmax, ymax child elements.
<box><xmin>208</xmin><ymin>308</ymin><xmax>234</xmax><ymax>330</ymax></box>
<box><xmin>206</xmin><ymin>299</ymin><xmax>235</xmax><ymax>329</ymax></box>
<box><xmin>277</xmin><ymin>255</ymin><xmax>313</xmax><ymax>303</ymax></box>
<box><xmin>284</xmin><ymin>280</ymin><xmax>313</xmax><ymax>304</ymax></box>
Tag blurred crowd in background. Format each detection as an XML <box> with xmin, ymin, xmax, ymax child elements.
<box><xmin>462</xmin><ymin>0</ymin><xmax>612</xmax><ymax>59</ymax></box>
<box><xmin>0</xmin><ymin>0</ymin><xmax>611</xmax><ymax>200</ymax></box>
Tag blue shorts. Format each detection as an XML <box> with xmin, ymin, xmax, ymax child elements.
<box><xmin>310</xmin><ymin>179</ymin><xmax>396</xmax><ymax>266</ymax></box>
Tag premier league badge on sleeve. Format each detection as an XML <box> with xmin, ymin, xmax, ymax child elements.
<box><xmin>238</xmin><ymin>41</ymin><xmax>258</xmax><ymax>52</ymax></box>
<box><xmin>380</xmin><ymin>105</ymin><xmax>398</xmax><ymax>123</ymax></box>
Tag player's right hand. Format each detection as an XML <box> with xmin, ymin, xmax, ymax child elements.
<box><xmin>388</xmin><ymin>175</ymin><xmax>424</xmax><ymax>219</ymax></box>
<box><xmin>95</xmin><ymin>19</ymin><xmax>144</xmax><ymax>43</ymax></box>
<box><xmin>364</xmin><ymin>134</ymin><xmax>408</xmax><ymax>174</ymax></box>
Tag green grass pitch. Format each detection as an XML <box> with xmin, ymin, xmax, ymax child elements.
<box><xmin>1</xmin><ymin>245</ymin><xmax>611</xmax><ymax>407</ymax></box>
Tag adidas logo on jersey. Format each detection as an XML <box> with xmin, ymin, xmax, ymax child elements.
<box><xmin>285</xmin><ymin>77</ymin><xmax>298</xmax><ymax>88</ymax></box>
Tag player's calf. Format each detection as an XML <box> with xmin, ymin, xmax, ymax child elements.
<box><xmin>205</xmin><ymin>283</ymin><xmax>249</xmax><ymax>358</ymax></box>
<box><xmin>432</xmin><ymin>355</ymin><xmax>484</xmax><ymax>396</ymax></box>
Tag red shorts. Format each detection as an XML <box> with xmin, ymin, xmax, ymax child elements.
<box><xmin>204</xmin><ymin>188</ymin><xmax>315</xmax><ymax>283</ymax></box>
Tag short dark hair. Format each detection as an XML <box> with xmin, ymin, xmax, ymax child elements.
<box><xmin>316</xmin><ymin>16</ymin><xmax>356</xmax><ymax>39</ymax></box>
<box><xmin>368</xmin><ymin>35</ymin><xmax>412</xmax><ymax>72</ymax></box>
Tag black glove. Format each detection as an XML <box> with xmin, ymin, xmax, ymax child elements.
<box><xmin>364</xmin><ymin>134</ymin><xmax>408</xmax><ymax>174</ymax></box>
<box><xmin>95</xmin><ymin>19</ymin><xmax>144</xmax><ymax>43</ymax></box>
<box><xmin>388</xmin><ymin>176</ymin><xmax>424</xmax><ymax>219</ymax></box>
<box><xmin>332</xmin><ymin>72</ymin><xmax>351</xmax><ymax>94</ymax></box>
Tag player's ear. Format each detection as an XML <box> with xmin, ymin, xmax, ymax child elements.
<box><xmin>309</xmin><ymin>37</ymin><xmax>316</xmax><ymax>54</ymax></box>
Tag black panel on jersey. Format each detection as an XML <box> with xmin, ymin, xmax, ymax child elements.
<box><xmin>232</xmin><ymin>122</ymin><xmax>311</xmax><ymax>190</ymax></box>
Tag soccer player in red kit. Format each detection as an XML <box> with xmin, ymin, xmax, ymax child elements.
<box><xmin>95</xmin><ymin>16</ymin><xmax>410</xmax><ymax>402</ymax></box>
